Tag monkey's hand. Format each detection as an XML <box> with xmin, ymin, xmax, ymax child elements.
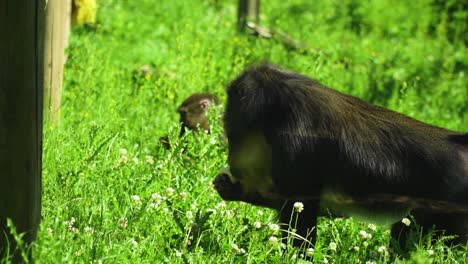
<box><xmin>213</xmin><ymin>173</ymin><xmax>244</xmax><ymax>201</ymax></box>
<box><xmin>159</xmin><ymin>135</ymin><xmax>171</xmax><ymax>150</ymax></box>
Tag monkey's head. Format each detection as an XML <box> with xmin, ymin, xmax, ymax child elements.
<box><xmin>220</xmin><ymin>65</ymin><xmax>283</xmax><ymax>196</ymax></box>
<box><xmin>177</xmin><ymin>93</ymin><xmax>219</xmax><ymax>137</ymax></box>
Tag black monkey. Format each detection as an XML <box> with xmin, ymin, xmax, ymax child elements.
<box><xmin>160</xmin><ymin>93</ymin><xmax>219</xmax><ymax>149</ymax></box>
<box><xmin>213</xmin><ymin>63</ymin><xmax>468</xmax><ymax>252</ymax></box>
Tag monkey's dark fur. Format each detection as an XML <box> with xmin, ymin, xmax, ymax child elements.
<box><xmin>159</xmin><ymin>93</ymin><xmax>219</xmax><ymax>149</ymax></box>
<box><xmin>213</xmin><ymin>63</ymin><xmax>468</xmax><ymax>252</ymax></box>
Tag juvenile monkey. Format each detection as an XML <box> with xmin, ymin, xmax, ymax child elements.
<box><xmin>160</xmin><ymin>93</ymin><xmax>219</xmax><ymax>149</ymax></box>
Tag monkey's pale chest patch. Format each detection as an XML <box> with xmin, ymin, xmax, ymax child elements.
<box><xmin>229</xmin><ymin>130</ymin><xmax>273</xmax><ymax>195</ymax></box>
<box><xmin>320</xmin><ymin>190</ymin><xmax>411</xmax><ymax>225</ymax></box>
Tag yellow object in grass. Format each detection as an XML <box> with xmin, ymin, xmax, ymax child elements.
<box><xmin>73</xmin><ymin>0</ymin><xmax>96</xmax><ymax>26</ymax></box>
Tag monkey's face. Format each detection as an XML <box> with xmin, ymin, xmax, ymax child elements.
<box><xmin>178</xmin><ymin>108</ymin><xmax>209</xmax><ymax>132</ymax></box>
<box><xmin>226</xmin><ymin>130</ymin><xmax>274</xmax><ymax>195</ymax></box>
<box><xmin>177</xmin><ymin>96</ymin><xmax>212</xmax><ymax>134</ymax></box>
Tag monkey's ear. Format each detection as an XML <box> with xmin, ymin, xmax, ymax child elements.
<box><xmin>200</xmin><ymin>99</ymin><xmax>211</xmax><ymax>110</ymax></box>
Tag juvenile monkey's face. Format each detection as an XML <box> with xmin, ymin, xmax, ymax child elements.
<box><xmin>179</xmin><ymin>110</ymin><xmax>209</xmax><ymax>131</ymax></box>
<box><xmin>177</xmin><ymin>97</ymin><xmax>212</xmax><ymax>132</ymax></box>
<box><xmin>225</xmin><ymin>130</ymin><xmax>274</xmax><ymax>195</ymax></box>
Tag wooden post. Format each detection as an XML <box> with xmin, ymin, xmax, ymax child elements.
<box><xmin>237</xmin><ymin>0</ymin><xmax>260</xmax><ymax>32</ymax></box>
<box><xmin>44</xmin><ymin>0</ymin><xmax>71</xmax><ymax>126</ymax></box>
<box><xmin>0</xmin><ymin>0</ymin><xmax>44</xmax><ymax>260</ymax></box>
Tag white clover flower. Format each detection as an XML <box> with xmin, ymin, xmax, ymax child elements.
<box><xmin>147</xmin><ymin>202</ymin><xmax>160</xmax><ymax>210</ymax></box>
<box><xmin>209</xmin><ymin>138</ymin><xmax>217</xmax><ymax>145</ymax></box>
<box><xmin>118</xmin><ymin>217</ymin><xmax>128</xmax><ymax>228</ymax></box>
<box><xmin>64</xmin><ymin>217</ymin><xmax>78</xmax><ymax>232</ymax></box>
<box><xmin>180</xmin><ymin>192</ymin><xmax>187</xmax><ymax>201</ymax></box>
<box><xmin>306</xmin><ymin>247</ymin><xmax>314</xmax><ymax>256</ymax></box>
<box><xmin>119</xmin><ymin>155</ymin><xmax>129</xmax><ymax>164</ymax></box>
<box><xmin>186</xmin><ymin>211</ymin><xmax>193</xmax><ymax>220</ymax></box>
<box><xmin>174</xmin><ymin>250</ymin><xmax>182</xmax><ymax>257</ymax></box>
<box><xmin>132</xmin><ymin>157</ymin><xmax>139</xmax><ymax>164</ymax></box>
<box><xmin>367</xmin><ymin>223</ymin><xmax>377</xmax><ymax>231</ymax></box>
<box><xmin>253</xmin><ymin>221</ymin><xmax>262</xmax><ymax>229</ymax></box>
<box><xmin>166</xmin><ymin>187</ymin><xmax>175</xmax><ymax>197</ymax></box>
<box><xmin>131</xmin><ymin>239</ymin><xmax>138</xmax><ymax>247</ymax></box>
<box><xmin>131</xmin><ymin>195</ymin><xmax>141</xmax><ymax>202</ymax></box>
<box><xmin>353</xmin><ymin>246</ymin><xmax>360</xmax><ymax>251</ymax></box>
<box><xmin>84</xmin><ymin>226</ymin><xmax>94</xmax><ymax>236</ymax></box>
<box><xmin>231</xmin><ymin>243</ymin><xmax>240</xmax><ymax>251</ymax></box>
<box><xmin>47</xmin><ymin>227</ymin><xmax>53</xmax><ymax>237</ymax></box>
<box><xmin>293</xmin><ymin>202</ymin><xmax>304</xmax><ymax>213</ymax></box>
<box><xmin>401</xmin><ymin>217</ymin><xmax>411</xmax><ymax>227</ymax></box>
<box><xmin>359</xmin><ymin>230</ymin><xmax>368</xmax><ymax>238</ymax></box>
<box><xmin>145</xmin><ymin>155</ymin><xmax>154</xmax><ymax>164</ymax></box>
<box><xmin>268</xmin><ymin>223</ymin><xmax>280</xmax><ymax>234</ymax></box>
<box><xmin>230</xmin><ymin>243</ymin><xmax>245</xmax><ymax>254</ymax></box>
<box><xmin>329</xmin><ymin>242</ymin><xmax>337</xmax><ymax>251</ymax></box>
<box><xmin>117</xmin><ymin>148</ymin><xmax>129</xmax><ymax>165</ymax></box>
<box><xmin>151</xmin><ymin>193</ymin><xmax>162</xmax><ymax>201</ymax></box>
<box><xmin>119</xmin><ymin>148</ymin><xmax>128</xmax><ymax>156</ymax></box>
<box><xmin>378</xmin><ymin>246</ymin><xmax>386</xmax><ymax>254</ymax></box>
<box><xmin>427</xmin><ymin>249</ymin><xmax>434</xmax><ymax>256</ymax></box>
<box><xmin>323</xmin><ymin>257</ymin><xmax>329</xmax><ymax>264</ymax></box>
<box><xmin>269</xmin><ymin>236</ymin><xmax>279</xmax><ymax>246</ymax></box>
<box><xmin>359</xmin><ymin>230</ymin><xmax>372</xmax><ymax>239</ymax></box>
<box><xmin>225</xmin><ymin>210</ymin><xmax>232</xmax><ymax>219</ymax></box>
<box><xmin>365</xmin><ymin>261</ymin><xmax>376</xmax><ymax>264</ymax></box>
<box><xmin>215</xmin><ymin>201</ymin><xmax>227</xmax><ymax>209</ymax></box>
<box><xmin>256</xmin><ymin>210</ymin><xmax>264</xmax><ymax>216</ymax></box>
<box><xmin>131</xmin><ymin>195</ymin><xmax>142</xmax><ymax>208</ymax></box>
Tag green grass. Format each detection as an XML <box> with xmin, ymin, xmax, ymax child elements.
<box><xmin>6</xmin><ymin>0</ymin><xmax>468</xmax><ymax>263</ymax></box>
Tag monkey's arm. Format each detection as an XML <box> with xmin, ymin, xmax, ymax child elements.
<box><xmin>213</xmin><ymin>173</ymin><xmax>284</xmax><ymax>209</ymax></box>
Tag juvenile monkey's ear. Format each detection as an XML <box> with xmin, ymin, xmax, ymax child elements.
<box><xmin>200</xmin><ymin>98</ymin><xmax>211</xmax><ymax>110</ymax></box>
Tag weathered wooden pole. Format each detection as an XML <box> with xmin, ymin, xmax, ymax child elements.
<box><xmin>0</xmin><ymin>0</ymin><xmax>44</xmax><ymax>261</ymax></box>
<box><xmin>237</xmin><ymin>0</ymin><xmax>260</xmax><ymax>32</ymax></box>
<box><xmin>44</xmin><ymin>0</ymin><xmax>72</xmax><ymax>126</ymax></box>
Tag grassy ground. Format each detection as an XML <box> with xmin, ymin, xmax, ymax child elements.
<box><xmin>7</xmin><ymin>0</ymin><xmax>468</xmax><ymax>263</ymax></box>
